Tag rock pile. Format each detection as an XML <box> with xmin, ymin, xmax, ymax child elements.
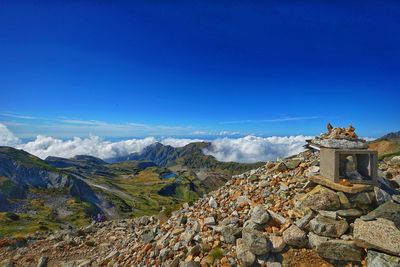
<box><xmin>309</xmin><ymin>123</ymin><xmax>369</xmax><ymax>149</ymax></box>
<box><xmin>1</xmin><ymin>150</ymin><xmax>400</xmax><ymax>267</ymax></box>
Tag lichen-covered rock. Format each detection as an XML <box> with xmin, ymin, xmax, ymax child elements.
<box><xmin>360</xmin><ymin>201</ymin><xmax>400</xmax><ymax>228</ymax></box>
<box><xmin>242</xmin><ymin>228</ymin><xmax>269</xmax><ymax>255</ymax></box>
<box><xmin>309</xmin><ymin>214</ymin><xmax>349</xmax><ymax>238</ymax></box>
<box><xmin>308</xmin><ymin>233</ymin><xmax>363</xmax><ymax>261</ymax></box>
<box><xmin>221</xmin><ymin>226</ymin><xmax>242</xmax><ymax>244</ymax></box>
<box><xmin>236</xmin><ymin>238</ymin><xmax>256</xmax><ymax>267</ymax></box>
<box><xmin>367</xmin><ymin>250</ymin><xmax>400</xmax><ymax>267</ymax></box>
<box><xmin>354</xmin><ymin>218</ymin><xmax>400</xmax><ymax>256</ymax></box>
<box><xmin>251</xmin><ymin>205</ymin><xmax>270</xmax><ymax>225</ymax></box>
<box><xmin>269</xmin><ymin>235</ymin><xmax>286</xmax><ymax>253</ymax></box>
<box><xmin>282</xmin><ymin>225</ymin><xmax>308</xmax><ymax>248</ymax></box>
<box><xmin>300</xmin><ymin>185</ymin><xmax>340</xmax><ymax>211</ymax></box>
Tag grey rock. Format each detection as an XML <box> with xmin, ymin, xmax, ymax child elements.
<box><xmin>361</xmin><ymin>201</ymin><xmax>400</xmax><ymax>228</ymax></box>
<box><xmin>180</xmin><ymin>261</ymin><xmax>200</xmax><ymax>267</ymax></box>
<box><xmin>285</xmin><ymin>159</ymin><xmax>303</xmax><ymax>170</ymax></box>
<box><xmin>308</xmin><ymin>233</ymin><xmax>363</xmax><ymax>261</ymax></box>
<box><xmin>180</xmin><ymin>229</ymin><xmax>195</xmax><ymax>244</ymax></box>
<box><xmin>204</xmin><ymin>217</ymin><xmax>216</xmax><ymax>225</ymax></box>
<box><xmin>221</xmin><ymin>225</ymin><xmax>242</xmax><ymax>244</ymax></box>
<box><xmin>308</xmin><ymin>232</ymin><xmax>330</xmax><ymax>249</ymax></box>
<box><xmin>337</xmin><ymin>191</ymin><xmax>352</xmax><ymax>209</ymax></box>
<box><xmin>295</xmin><ymin>210</ymin><xmax>315</xmax><ymax>229</ymax></box>
<box><xmin>243</xmin><ymin>220</ymin><xmax>263</xmax><ymax>231</ymax></box>
<box><xmin>336</xmin><ymin>208</ymin><xmax>363</xmax><ymax>218</ymax></box>
<box><xmin>374</xmin><ymin>187</ymin><xmax>393</xmax><ymax>205</ymax></box>
<box><xmin>242</xmin><ymin>228</ymin><xmax>270</xmax><ymax>255</ymax></box>
<box><xmin>274</xmin><ymin>162</ymin><xmax>287</xmax><ymax>172</ymax></box>
<box><xmin>300</xmin><ymin>185</ymin><xmax>340</xmax><ymax>211</ymax></box>
<box><xmin>309</xmin><ymin>214</ymin><xmax>349</xmax><ymax>238</ymax></box>
<box><xmin>236</xmin><ymin>238</ymin><xmax>256</xmax><ymax>267</ymax></box>
<box><xmin>354</xmin><ymin>218</ymin><xmax>400</xmax><ymax>256</ymax></box>
<box><xmin>282</xmin><ymin>225</ymin><xmax>308</xmax><ymax>248</ymax></box>
<box><xmin>318</xmin><ymin>210</ymin><xmax>337</xmax><ymax>220</ymax></box>
<box><xmin>311</xmin><ymin>138</ymin><xmax>368</xmax><ymax>149</ymax></box>
<box><xmin>251</xmin><ymin>205</ymin><xmax>270</xmax><ymax>225</ymax></box>
<box><xmin>367</xmin><ymin>250</ymin><xmax>400</xmax><ymax>267</ymax></box>
<box><xmin>351</xmin><ymin>192</ymin><xmax>375</xmax><ymax>206</ymax></box>
<box><xmin>269</xmin><ymin>235</ymin><xmax>286</xmax><ymax>253</ymax></box>
<box><xmin>142</xmin><ymin>229</ymin><xmax>155</xmax><ymax>243</ymax></box>
<box><xmin>268</xmin><ymin>210</ymin><xmax>287</xmax><ymax>225</ymax></box>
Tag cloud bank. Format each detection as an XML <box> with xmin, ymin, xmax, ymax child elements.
<box><xmin>204</xmin><ymin>135</ymin><xmax>312</xmax><ymax>163</ymax></box>
<box><xmin>0</xmin><ymin>123</ymin><xmax>310</xmax><ymax>163</ymax></box>
<box><xmin>0</xmin><ymin>123</ymin><xmax>20</xmax><ymax>146</ymax></box>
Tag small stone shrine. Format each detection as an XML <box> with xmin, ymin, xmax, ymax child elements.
<box><xmin>308</xmin><ymin>123</ymin><xmax>378</xmax><ymax>185</ymax></box>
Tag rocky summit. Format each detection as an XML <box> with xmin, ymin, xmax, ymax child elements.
<box><xmin>1</xmin><ymin>142</ymin><xmax>400</xmax><ymax>266</ymax></box>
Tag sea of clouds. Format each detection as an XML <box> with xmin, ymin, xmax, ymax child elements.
<box><xmin>0</xmin><ymin>123</ymin><xmax>311</xmax><ymax>163</ymax></box>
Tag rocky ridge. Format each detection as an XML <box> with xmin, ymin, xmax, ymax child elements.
<box><xmin>1</xmin><ymin>150</ymin><xmax>400</xmax><ymax>266</ymax></box>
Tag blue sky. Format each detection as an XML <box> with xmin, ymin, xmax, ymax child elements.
<box><xmin>0</xmin><ymin>1</ymin><xmax>399</xmax><ymax>139</ymax></box>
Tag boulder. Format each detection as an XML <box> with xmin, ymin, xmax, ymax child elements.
<box><xmin>282</xmin><ymin>225</ymin><xmax>308</xmax><ymax>248</ymax></box>
<box><xmin>367</xmin><ymin>250</ymin><xmax>400</xmax><ymax>267</ymax></box>
<box><xmin>336</xmin><ymin>208</ymin><xmax>363</xmax><ymax>218</ymax></box>
<box><xmin>285</xmin><ymin>159</ymin><xmax>302</xmax><ymax>170</ymax></box>
<box><xmin>274</xmin><ymin>162</ymin><xmax>287</xmax><ymax>172</ymax></box>
<box><xmin>353</xmin><ymin>218</ymin><xmax>400</xmax><ymax>256</ymax></box>
<box><xmin>374</xmin><ymin>187</ymin><xmax>392</xmax><ymax>205</ymax></box>
<box><xmin>360</xmin><ymin>201</ymin><xmax>400</xmax><ymax>228</ymax></box>
<box><xmin>337</xmin><ymin>192</ymin><xmax>351</xmax><ymax>209</ymax></box>
<box><xmin>251</xmin><ymin>205</ymin><xmax>270</xmax><ymax>225</ymax></box>
<box><xmin>243</xmin><ymin>220</ymin><xmax>263</xmax><ymax>231</ymax></box>
<box><xmin>242</xmin><ymin>228</ymin><xmax>269</xmax><ymax>255</ymax></box>
<box><xmin>300</xmin><ymin>185</ymin><xmax>340</xmax><ymax>211</ymax></box>
<box><xmin>269</xmin><ymin>235</ymin><xmax>286</xmax><ymax>253</ymax></box>
<box><xmin>236</xmin><ymin>238</ymin><xmax>256</xmax><ymax>267</ymax></box>
<box><xmin>295</xmin><ymin>210</ymin><xmax>315</xmax><ymax>229</ymax></box>
<box><xmin>308</xmin><ymin>233</ymin><xmax>363</xmax><ymax>261</ymax></box>
<box><xmin>351</xmin><ymin>192</ymin><xmax>375</xmax><ymax>207</ymax></box>
<box><xmin>268</xmin><ymin>210</ymin><xmax>287</xmax><ymax>225</ymax></box>
<box><xmin>221</xmin><ymin>226</ymin><xmax>242</xmax><ymax>244</ymax></box>
<box><xmin>309</xmin><ymin>215</ymin><xmax>349</xmax><ymax>238</ymax></box>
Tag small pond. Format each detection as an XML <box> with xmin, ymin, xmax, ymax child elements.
<box><xmin>161</xmin><ymin>172</ymin><xmax>178</xmax><ymax>179</ymax></box>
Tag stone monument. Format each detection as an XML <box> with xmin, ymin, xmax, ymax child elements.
<box><xmin>310</xmin><ymin>123</ymin><xmax>378</xmax><ymax>185</ymax></box>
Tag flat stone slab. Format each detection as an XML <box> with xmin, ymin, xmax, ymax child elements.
<box><xmin>311</xmin><ymin>138</ymin><xmax>368</xmax><ymax>149</ymax></box>
<box><xmin>310</xmin><ymin>175</ymin><xmax>374</xmax><ymax>194</ymax></box>
<box><xmin>353</xmin><ymin>218</ymin><xmax>400</xmax><ymax>256</ymax></box>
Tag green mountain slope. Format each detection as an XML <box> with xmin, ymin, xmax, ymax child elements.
<box><xmin>0</xmin><ymin>143</ymin><xmax>263</xmax><ymax>237</ymax></box>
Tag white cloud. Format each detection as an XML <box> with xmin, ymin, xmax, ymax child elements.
<box><xmin>203</xmin><ymin>135</ymin><xmax>313</xmax><ymax>163</ymax></box>
<box><xmin>0</xmin><ymin>123</ymin><xmax>311</xmax><ymax>163</ymax></box>
<box><xmin>19</xmin><ymin>135</ymin><xmax>157</xmax><ymax>159</ymax></box>
<box><xmin>161</xmin><ymin>138</ymin><xmax>203</xmax><ymax>147</ymax></box>
<box><xmin>0</xmin><ymin>124</ymin><xmax>21</xmax><ymax>146</ymax></box>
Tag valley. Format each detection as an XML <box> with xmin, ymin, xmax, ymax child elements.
<box><xmin>0</xmin><ymin>142</ymin><xmax>263</xmax><ymax>237</ymax></box>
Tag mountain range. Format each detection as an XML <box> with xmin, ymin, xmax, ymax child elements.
<box><xmin>1</xmin><ymin>132</ymin><xmax>399</xmax><ymax>238</ymax></box>
<box><xmin>0</xmin><ymin>142</ymin><xmax>263</xmax><ymax>237</ymax></box>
